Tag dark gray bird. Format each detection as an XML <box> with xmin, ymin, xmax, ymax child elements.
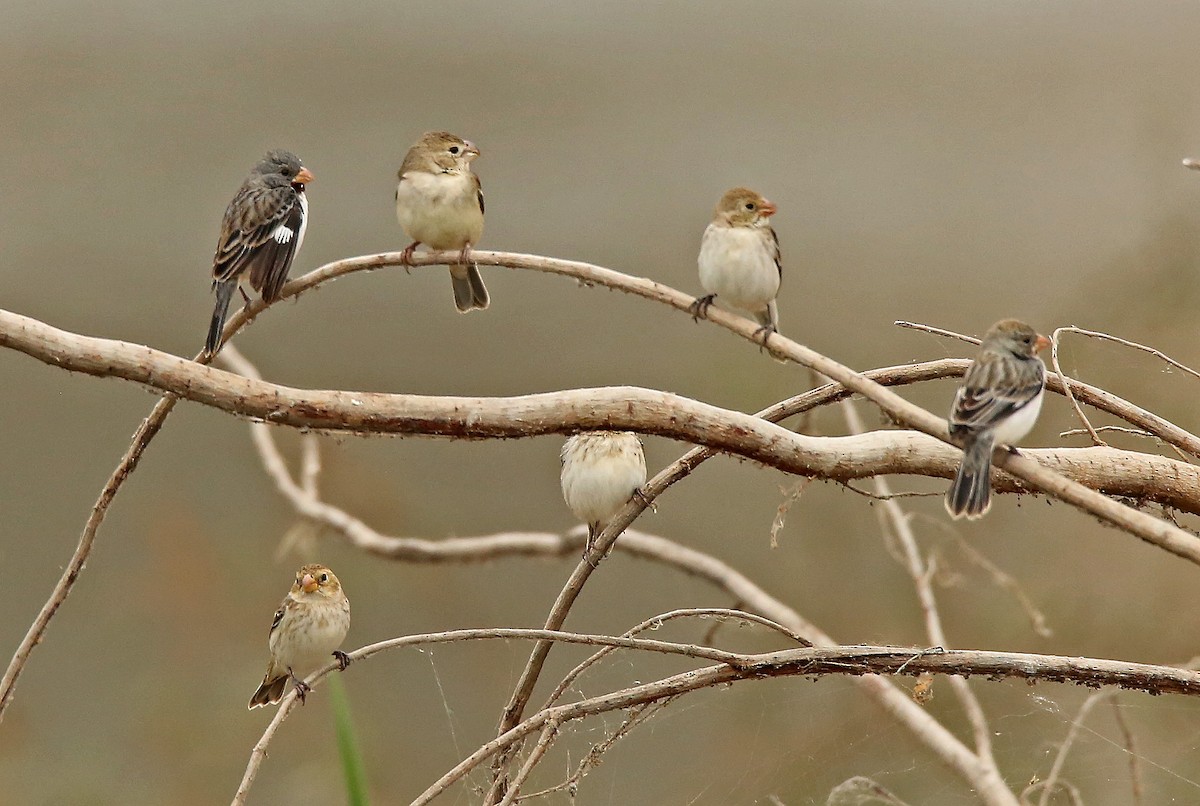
<box><xmin>205</xmin><ymin>150</ymin><xmax>312</xmax><ymax>356</ymax></box>
<box><xmin>945</xmin><ymin>318</ymin><xmax>1050</xmax><ymax>520</ymax></box>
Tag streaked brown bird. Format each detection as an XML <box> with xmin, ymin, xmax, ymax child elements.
<box><xmin>248</xmin><ymin>564</ymin><xmax>350</xmax><ymax>709</ymax></box>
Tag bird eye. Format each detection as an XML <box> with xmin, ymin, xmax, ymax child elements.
<box><xmin>448</xmin><ymin>146</ymin><xmax>461</xmax><ymax>155</ymax></box>
<box><xmin>745</xmin><ymin>202</ymin><xmax>755</xmax><ymax>210</ymax></box>
<box><xmin>319</xmin><ymin>573</ymin><xmax>329</xmax><ymax>583</ymax></box>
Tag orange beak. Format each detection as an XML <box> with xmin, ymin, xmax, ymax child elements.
<box><xmin>300</xmin><ymin>572</ymin><xmax>318</xmax><ymax>593</ymax></box>
<box><xmin>758</xmin><ymin>199</ymin><xmax>777</xmax><ymax>217</ymax></box>
<box><xmin>1034</xmin><ymin>334</ymin><xmax>1052</xmax><ymax>354</ymax></box>
<box><xmin>294</xmin><ymin>167</ymin><xmax>314</xmax><ymax>185</ymax></box>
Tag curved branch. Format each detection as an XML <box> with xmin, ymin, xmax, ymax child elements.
<box><xmin>4</xmin><ymin>304</ymin><xmax>1200</xmax><ymax>561</ymax></box>
<box><xmin>231</xmin><ymin>626</ymin><xmax>1200</xmax><ymax>804</ymax></box>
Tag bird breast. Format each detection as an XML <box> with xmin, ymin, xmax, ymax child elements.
<box><xmin>697</xmin><ymin>224</ymin><xmax>780</xmax><ymax>312</ymax></box>
<box><xmin>561</xmin><ymin>444</ymin><xmax>646</xmax><ymax>526</ymax></box>
<box><xmin>991</xmin><ymin>388</ymin><xmax>1044</xmax><ymax>445</ymax></box>
<box><xmin>395</xmin><ymin>170</ymin><xmax>483</xmax><ymax>249</ymax></box>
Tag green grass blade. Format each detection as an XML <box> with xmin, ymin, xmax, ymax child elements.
<box><xmin>329</xmin><ymin>674</ymin><xmax>370</xmax><ymax>806</ymax></box>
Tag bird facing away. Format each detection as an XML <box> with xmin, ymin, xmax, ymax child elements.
<box><xmin>248</xmin><ymin>564</ymin><xmax>350</xmax><ymax>709</ymax></box>
<box><xmin>944</xmin><ymin>319</ymin><xmax>1050</xmax><ymax>520</ymax></box>
<box><xmin>205</xmin><ymin>149</ymin><xmax>312</xmax><ymax>356</ymax></box>
<box><xmin>560</xmin><ymin>432</ymin><xmax>648</xmax><ymax>554</ymax></box>
<box><xmin>690</xmin><ymin>187</ymin><xmax>782</xmax><ymax>345</ymax></box>
<box><xmin>395</xmin><ymin>131</ymin><xmax>488</xmax><ymax>312</ymax></box>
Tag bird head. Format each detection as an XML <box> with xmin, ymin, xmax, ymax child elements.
<box><xmin>715</xmin><ymin>187</ymin><xmax>776</xmax><ymax>227</ymax></box>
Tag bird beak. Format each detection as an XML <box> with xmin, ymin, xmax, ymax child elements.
<box><xmin>294</xmin><ymin>167</ymin><xmax>314</xmax><ymax>185</ymax></box>
<box><xmin>1034</xmin><ymin>335</ymin><xmax>1052</xmax><ymax>353</ymax></box>
<box><xmin>464</xmin><ymin>141</ymin><xmax>480</xmax><ymax>160</ymax></box>
<box><xmin>758</xmin><ymin>199</ymin><xmax>777</xmax><ymax>217</ymax></box>
<box><xmin>300</xmin><ymin>572</ymin><xmax>318</xmax><ymax>593</ymax></box>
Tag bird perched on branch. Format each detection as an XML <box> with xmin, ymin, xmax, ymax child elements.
<box><xmin>690</xmin><ymin>187</ymin><xmax>782</xmax><ymax>345</ymax></box>
<box><xmin>248</xmin><ymin>564</ymin><xmax>350</xmax><ymax>709</ymax></box>
<box><xmin>205</xmin><ymin>150</ymin><xmax>312</xmax><ymax>356</ymax></box>
<box><xmin>560</xmin><ymin>432</ymin><xmax>647</xmax><ymax>555</ymax></box>
<box><xmin>395</xmin><ymin>131</ymin><xmax>489</xmax><ymax>312</ymax></box>
<box><xmin>945</xmin><ymin>319</ymin><xmax>1050</xmax><ymax>520</ymax></box>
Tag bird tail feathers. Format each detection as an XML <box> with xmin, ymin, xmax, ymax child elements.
<box><xmin>248</xmin><ymin>675</ymin><xmax>287</xmax><ymax>709</ymax></box>
<box><xmin>451</xmin><ymin>265</ymin><xmax>489</xmax><ymax>312</ymax></box>
<box><xmin>206</xmin><ymin>280</ymin><xmax>236</xmax><ymax>356</ymax></box>
<box><xmin>944</xmin><ymin>434</ymin><xmax>994</xmax><ymax>520</ymax></box>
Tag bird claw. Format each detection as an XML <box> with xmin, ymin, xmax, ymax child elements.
<box><xmin>631</xmin><ymin>486</ymin><xmax>657</xmax><ymax>513</ymax></box>
<box><xmin>290</xmin><ymin>677</ymin><xmax>311</xmax><ymax>705</ymax></box>
<box><xmin>332</xmin><ymin>650</ymin><xmax>351</xmax><ymax>671</ymax></box>
<box><xmin>400</xmin><ymin>242</ymin><xmax>420</xmax><ymax>274</ymax></box>
<box><xmin>689</xmin><ymin>295</ymin><xmax>715</xmax><ymax>322</ymax></box>
<box><xmin>753</xmin><ymin>323</ymin><xmax>777</xmax><ymax>352</ymax></box>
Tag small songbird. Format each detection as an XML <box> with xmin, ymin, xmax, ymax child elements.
<box><xmin>560</xmin><ymin>431</ymin><xmax>648</xmax><ymax>553</ymax></box>
<box><xmin>690</xmin><ymin>187</ymin><xmax>782</xmax><ymax>344</ymax></box>
<box><xmin>205</xmin><ymin>150</ymin><xmax>312</xmax><ymax>356</ymax></box>
<box><xmin>944</xmin><ymin>319</ymin><xmax>1051</xmax><ymax>520</ymax></box>
<box><xmin>248</xmin><ymin>564</ymin><xmax>351</xmax><ymax>709</ymax></box>
<box><xmin>395</xmin><ymin>131</ymin><xmax>489</xmax><ymax>312</ymax></box>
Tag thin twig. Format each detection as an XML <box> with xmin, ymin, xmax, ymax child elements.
<box><xmin>541</xmin><ymin>608</ymin><xmax>808</xmax><ymax>713</ymax></box>
<box><xmin>496</xmin><ymin>717</ymin><xmax>561</xmax><ymax>806</ymax></box>
<box><xmin>1060</xmin><ymin>425</ymin><xmax>1153</xmax><ymax>440</ymax></box>
<box><xmin>1108</xmin><ymin>696</ymin><xmax>1144</xmax><ymax>806</ymax></box>
<box><xmin>514</xmin><ymin>702</ymin><xmax>665</xmax><ymax>802</ymax></box>
<box><xmin>951</xmin><ymin>535</ymin><xmax>1052</xmax><ymax>639</ymax></box>
<box><xmin>1051</xmin><ymin>327</ymin><xmax>1107</xmax><ymax>447</ymax></box>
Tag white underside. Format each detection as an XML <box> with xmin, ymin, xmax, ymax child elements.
<box><xmin>992</xmin><ymin>388</ymin><xmax>1043</xmax><ymax>445</ymax></box>
<box><xmin>697</xmin><ymin>223</ymin><xmax>779</xmax><ymax>314</ymax></box>
<box><xmin>268</xmin><ymin>597</ymin><xmax>349</xmax><ymax>679</ymax></box>
<box><xmin>561</xmin><ymin>443</ymin><xmax>647</xmax><ymax>526</ymax></box>
<box><xmin>295</xmin><ymin>192</ymin><xmax>309</xmax><ymax>252</ymax></box>
<box><xmin>395</xmin><ymin>170</ymin><xmax>483</xmax><ymax>249</ymax></box>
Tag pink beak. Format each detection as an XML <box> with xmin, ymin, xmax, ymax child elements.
<box><xmin>300</xmin><ymin>573</ymin><xmax>318</xmax><ymax>593</ymax></box>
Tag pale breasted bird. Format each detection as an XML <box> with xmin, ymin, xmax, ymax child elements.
<box><xmin>690</xmin><ymin>187</ymin><xmax>782</xmax><ymax>344</ymax></box>
<box><xmin>395</xmin><ymin>131</ymin><xmax>489</xmax><ymax>312</ymax></box>
<box><xmin>945</xmin><ymin>319</ymin><xmax>1050</xmax><ymax>520</ymax></box>
<box><xmin>248</xmin><ymin>564</ymin><xmax>350</xmax><ymax>709</ymax></box>
<box><xmin>560</xmin><ymin>432</ymin><xmax>648</xmax><ymax>554</ymax></box>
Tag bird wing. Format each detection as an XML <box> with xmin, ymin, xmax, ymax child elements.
<box><xmin>474</xmin><ymin>172</ymin><xmax>484</xmax><ymax>215</ymax></box>
<box><xmin>212</xmin><ymin>181</ymin><xmax>304</xmax><ymax>301</ymax></box>
<box><xmin>950</xmin><ymin>353</ymin><xmax>1044</xmax><ymax>431</ymax></box>
<box><xmin>768</xmin><ymin>225</ymin><xmax>781</xmax><ymax>281</ymax></box>
<box><xmin>268</xmin><ymin>602</ymin><xmax>287</xmax><ymax>637</ymax></box>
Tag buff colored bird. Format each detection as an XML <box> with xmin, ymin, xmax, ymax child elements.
<box><xmin>248</xmin><ymin>564</ymin><xmax>350</xmax><ymax>709</ymax></box>
<box><xmin>560</xmin><ymin>432</ymin><xmax>648</xmax><ymax>554</ymax></box>
<box><xmin>691</xmin><ymin>186</ymin><xmax>782</xmax><ymax>344</ymax></box>
<box><xmin>395</xmin><ymin>131</ymin><xmax>489</xmax><ymax>312</ymax></box>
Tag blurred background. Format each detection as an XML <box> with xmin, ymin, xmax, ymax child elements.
<box><xmin>5</xmin><ymin>1</ymin><xmax>1200</xmax><ymax>803</ymax></box>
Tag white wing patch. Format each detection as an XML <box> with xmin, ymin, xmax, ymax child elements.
<box><xmin>271</xmin><ymin>223</ymin><xmax>294</xmax><ymax>244</ymax></box>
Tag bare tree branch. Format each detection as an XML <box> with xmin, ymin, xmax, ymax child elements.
<box><xmin>231</xmin><ymin>629</ymin><xmax>1200</xmax><ymax>805</ymax></box>
<box><xmin>4</xmin><ymin>306</ymin><xmax>1200</xmax><ymax>552</ymax></box>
